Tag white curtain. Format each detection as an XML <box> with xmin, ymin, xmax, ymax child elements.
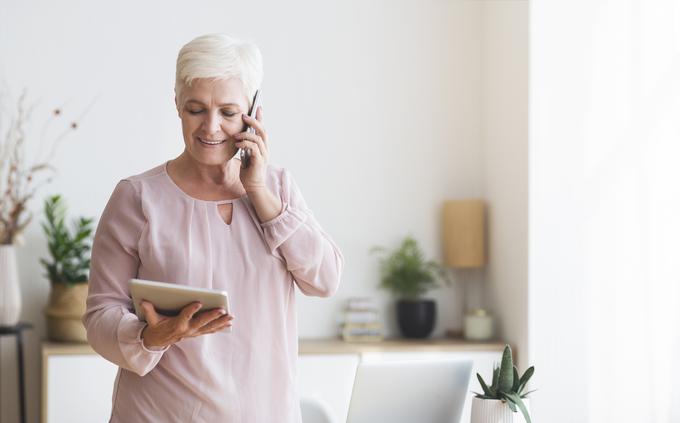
<box><xmin>530</xmin><ymin>0</ymin><xmax>680</xmax><ymax>421</ymax></box>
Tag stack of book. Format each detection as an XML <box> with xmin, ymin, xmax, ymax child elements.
<box><xmin>341</xmin><ymin>297</ymin><xmax>383</xmax><ymax>342</ymax></box>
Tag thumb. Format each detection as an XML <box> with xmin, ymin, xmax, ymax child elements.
<box><xmin>140</xmin><ymin>300</ymin><xmax>159</xmax><ymax>325</ymax></box>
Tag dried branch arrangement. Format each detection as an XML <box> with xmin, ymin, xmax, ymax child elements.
<box><xmin>0</xmin><ymin>89</ymin><xmax>84</xmax><ymax>245</ymax></box>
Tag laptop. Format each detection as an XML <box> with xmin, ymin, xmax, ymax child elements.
<box><xmin>345</xmin><ymin>359</ymin><xmax>473</xmax><ymax>423</ymax></box>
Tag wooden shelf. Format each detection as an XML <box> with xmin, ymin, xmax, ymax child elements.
<box><xmin>299</xmin><ymin>337</ymin><xmax>505</xmax><ymax>354</ymax></box>
<box><xmin>42</xmin><ymin>337</ymin><xmax>505</xmax><ymax>356</ymax></box>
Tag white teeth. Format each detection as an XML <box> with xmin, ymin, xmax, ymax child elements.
<box><xmin>199</xmin><ymin>137</ymin><xmax>225</xmax><ymax>145</ymax></box>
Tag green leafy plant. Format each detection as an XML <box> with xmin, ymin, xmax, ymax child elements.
<box><xmin>371</xmin><ymin>235</ymin><xmax>451</xmax><ymax>300</ymax></box>
<box><xmin>474</xmin><ymin>344</ymin><xmax>535</xmax><ymax>423</ymax></box>
<box><xmin>39</xmin><ymin>195</ymin><xmax>94</xmax><ymax>286</ymax></box>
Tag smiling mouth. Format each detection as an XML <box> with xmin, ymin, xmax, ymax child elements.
<box><xmin>198</xmin><ymin>137</ymin><xmax>226</xmax><ymax>146</ymax></box>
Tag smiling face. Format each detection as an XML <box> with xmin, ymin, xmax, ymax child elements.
<box><xmin>175</xmin><ymin>77</ymin><xmax>251</xmax><ymax>166</ymax></box>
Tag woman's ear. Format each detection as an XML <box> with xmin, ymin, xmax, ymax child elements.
<box><xmin>175</xmin><ymin>95</ymin><xmax>181</xmax><ymax>118</ymax></box>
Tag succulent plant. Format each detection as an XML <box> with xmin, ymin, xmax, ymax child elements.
<box><xmin>474</xmin><ymin>344</ymin><xmax>534</xmax><ymax>423</ymax></box>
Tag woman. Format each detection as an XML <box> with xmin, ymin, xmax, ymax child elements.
<box><xmin>83</xmin><ymin>33</ymin><xmax>343</xmax><ymax>423</ymax></box>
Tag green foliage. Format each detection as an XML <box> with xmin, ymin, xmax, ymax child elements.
<box><xmin>39</xmin><ymin>195</ymin><xmax>94</xmax><ymax>286</ymax></box>
<box><xmin>371</xmin><ymin>235</ymin><xmax>451</xmax><ymax>300</ymax></box>
<box><xmin>473</xmin><ymin>344</ymin><xmax>535</xmax><ymax>423</ymax></box>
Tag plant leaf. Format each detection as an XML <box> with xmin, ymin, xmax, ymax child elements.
<box><xmin>503</xmin><ymin>394</ymin><xmax>518</xmax><ymax>412</ymax></box>
<box><xmin>476</xmin><ymin>373</ymin><xmax>494</xmax><ymax>398</ymax></box>
<box><xmin>518</xmin><ymin>366</ymin><xmax>535</xmax><ymax>394</ymax></box>
<box><xmin>498</xmin><ymin>345</ymin><xmax>514</xmax><ymax>393</ymax></box>
<box><xmin>520</xmin><ymin>389</ymin><xmax>537</xmax><ymax>399</ymax></box>
<box><xmin>373</xmin><ymin>235</ymin><xmax>446</xmax><ymax>299</ymax></box>
<box><xmin>504</xmin><ymin>391</ymin><xmax>531</xmax><ymax>423</ymax></box>
<box><xmin>491</xmin><ymin>365</ymin><xmax>500</xmax><ymax>395</ymax></box>
<box><xmin>39</xmin><ymin>194</ymin><xmax>94</xmax><ymax>284</ymax></box>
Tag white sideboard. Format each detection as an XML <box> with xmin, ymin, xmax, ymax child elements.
<box><xmin>42</xmin><ymin>338</ymin><xmax>505</xmax><ymax>423</ymax></box>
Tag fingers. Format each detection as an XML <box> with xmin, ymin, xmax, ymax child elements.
<box><xmin>242</xmin><ymin>113</ymin><xmax>267</xmax><ymax>143</ymax></box>
<box><xmin>141</xmin><ymin>300</ymin><xmax>159</xmax><ymax>325</ymax></box>
<box><xmin>237</xmin><ymin>111</ymin><xmax>267</xmax><ymax>167</ymax></box>
<box><xmin>179</xmin><ymin>302</ymin><xmax>203</xmax><ymax>321</ymax></box>
<box><xmin>191</xmin><ymin>307</ymin><xmax>228</xmax><ymax>328</ymax></box>
<box><xmin>197</xmin><ymin>314</ymin><xmax>234</xmax><ymax>335</ymax></box>
<box><xmin>234</xmin><ymin>126</ymin><xmax>267</xmax><ymax>147</ymax></box>
<box><xmin>255</xmin><ymin>106</ymin><xmax>263</xmax><ymax>124</ymax></box>
<box><xmin>234</xmin><ymin>137</ymin><xmax>267</xmax><ymax>163</ymax></box>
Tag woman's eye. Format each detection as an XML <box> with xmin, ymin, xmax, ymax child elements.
<box><xmin>187</xmin><ymin>110</ymin><xmax>235</xmax><ymax>117</ymax></box>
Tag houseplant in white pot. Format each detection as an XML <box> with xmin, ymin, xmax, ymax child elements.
<box><xmin>371</xmin><ymin>236</ymin><xmax>451</xmax><ymax>338</ymax></box>
<box><xmin>40</xmin><ymin>195</ymin><xmax>94</xmax><ymax>342</ymax></box>
<box><xmin>472</xmin><ymin>344</ymin><xmax>534</xmax><ymax>423</ymax></box>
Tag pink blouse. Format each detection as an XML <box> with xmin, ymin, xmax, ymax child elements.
<box><xmin>82</xmin><ymin>161</ymin><xmax>343</xmax><ymax>422</ymax></box>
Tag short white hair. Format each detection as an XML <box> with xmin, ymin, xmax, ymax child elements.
<box><xmin>175</xmin><ymin>34</ymin><xmax>263</xmax><ymax>107</ymax></box>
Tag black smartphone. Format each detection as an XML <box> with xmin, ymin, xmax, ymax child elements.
<box><xmin>238</xmin><ymin>89</ymin><xmax>261</xmax><ymax>169</ymax></box>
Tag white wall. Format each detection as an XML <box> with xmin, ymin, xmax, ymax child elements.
<box><xmin>528</xmin><ymin>2</ymin><xmax>592</xmax><ymax>418</ymax></box>
<box><xmin>0</xmin><ymin>1</ymin><xmax>487</xmax><ymax>422</ymax></box>
<box><xmin>480</xmin><ymin>0</ymin><xmax>529</xmax><ymax>370</ymax></box>
<box><xmin>529</xmin><ymin>0</ymin><xmax>680</xmax><ymax>421</ymax></box>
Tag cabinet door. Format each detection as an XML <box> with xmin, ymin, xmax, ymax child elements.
<box><xmin>297</xmin><ymin>354</ymin><xmax>360</xmax><ymax>423</ymax></box>
<box><xmin>359</xmin><ymin>351</ymin><xmax>501</xmax><ymax>423</ymax></box>
<box><xmin>45</xmin><ymin>352</ymin><xmax>361</xmax><ymax>423</ymax></box>
<box><xmin>45</xmin><ymin>354</ymin><xmax>118</xmax><ymax>423</ymax></box>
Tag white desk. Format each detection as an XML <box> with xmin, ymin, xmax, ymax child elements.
<box><xmin>42</xmin><ymin>338</ymin><xmax>505</xmax><ymax>423</ymax></box>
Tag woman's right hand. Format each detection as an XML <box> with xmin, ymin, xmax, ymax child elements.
<box><xmin>139</xmin><ymin>300</ymin><xmax>233</xmax><ymax>348</ymax></box>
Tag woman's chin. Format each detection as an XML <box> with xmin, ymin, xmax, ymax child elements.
<box><xmin>190</xmin><ymin>150</ymin><xmax>234</xmax><ymax>166</ymax></box>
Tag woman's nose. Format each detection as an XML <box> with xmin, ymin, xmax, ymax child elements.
<box><xmin>204</xmin><ymin>112</ymin><xmax>222</xmax><ymax>134</ymax></box>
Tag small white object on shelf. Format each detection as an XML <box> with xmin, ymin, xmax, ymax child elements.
<box><xmin>464</xmin><ymin>309</ymin><xmax>494</xmax><ymax>341</ymax></box>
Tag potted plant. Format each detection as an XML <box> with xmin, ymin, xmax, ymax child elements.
<box><xmin>472</xmin><ymin>344</ymin><xmax>534</xmax><ymax>423</ymax></box>
<box><xmin>371</xmin><ymin>235</ymin><xmax>451</xmax><ymax>338</ymax></box>
<box><xmin>40</xmin><ymin>195</ymin><xmax>94</xmax><ymax>342</ymax></box>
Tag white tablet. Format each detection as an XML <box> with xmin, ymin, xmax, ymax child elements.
<box><xmin>129</xmin><ymin>278</ymin><xmax>231</xmax><ymax>332</ymax></box>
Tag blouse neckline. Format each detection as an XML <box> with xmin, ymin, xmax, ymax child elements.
<box><xmin>162</xmin><ymin>160</ymin><xmax>247</xmax><ymax>205</ymax></box>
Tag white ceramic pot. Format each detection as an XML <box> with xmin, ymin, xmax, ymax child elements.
<box><xmin>0</xmin><ymin>244</ymin><xmax>22</xmax><ymax>326</ymax></box>
<box><xmin>471</xmin><ymin>397</ymin><xmax>531</xmax><ymax>423</ymax></box>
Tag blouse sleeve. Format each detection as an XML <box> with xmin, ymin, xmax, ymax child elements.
<box><xmin>260</xmin><ymin>169</ymin><xmax>344</xmax><ymax>297</ymax></box>
<box><xmin>82</xmin><ymin>180</ymin><xmax>169</xmax><ymax>377</ymax></box>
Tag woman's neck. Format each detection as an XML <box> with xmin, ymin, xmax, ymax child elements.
<box><xmin>169</xmin><ymin>151</ymin><xmax>244</xmax><ymax>195</ymax></box>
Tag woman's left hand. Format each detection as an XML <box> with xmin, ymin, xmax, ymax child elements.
<box><xmin>235</xmin><ymin>107</ymin><xmax>268</xmax><ymax>193</ymax></box>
